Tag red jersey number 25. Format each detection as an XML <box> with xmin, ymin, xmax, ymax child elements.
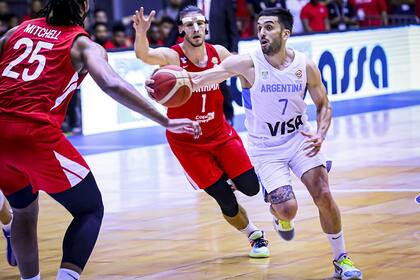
<box><xmin>2</xmin><ymin>38</ymin><xmax>53</xmax><ymax>82</ymax></box>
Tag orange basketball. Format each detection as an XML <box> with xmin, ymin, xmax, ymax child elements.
<box><xmin>150</xmin><ymin>65</ymin><xmax>193</xmax><ymax>108</ymax></box>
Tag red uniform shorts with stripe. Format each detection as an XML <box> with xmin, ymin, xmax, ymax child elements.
<box><xmin>0</xmin><ymin>116</ymin><xmax>90</xmax><ymax>196</ymax></box>
<box><xmin>167</xmin><ymin>127</ymin><xmax>253</xmax><ymax>189</ymax></box>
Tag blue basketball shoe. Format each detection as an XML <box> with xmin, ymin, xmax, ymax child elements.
<box><xmin>3</xmin><ymin>228</ymin><xmax>17</xmax><ymax>266</ymax></box>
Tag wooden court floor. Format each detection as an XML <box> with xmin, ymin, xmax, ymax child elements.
<box><xmin>1</xmin><ymin>106</ymin><xmax>419</xmax><ymax>279</ymax></box>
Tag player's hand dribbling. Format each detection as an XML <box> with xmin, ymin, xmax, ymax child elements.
<box><xmin>166</xmin><ymin>119</ymin><xmax>202</xmax><ymax>139</ymax></box>
<box><xmin>132</xmin><ymin>7</ymin><xmax>156</xmax><ymax>34</ymax></box>
<box><xmin>301</xmin><ymin>131</ymin><xmax>324</xmax><ymax>157</ymax></box>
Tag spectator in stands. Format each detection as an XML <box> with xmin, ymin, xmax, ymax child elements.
<box><xmin>147</xmin><ymin>21</ymin><xmax>165</xmax><ymax>46</ymax></box>
<box><xmin>157</xmin><ymin>0</ymin><xmax>184</xmax><ymax>21</ymax></box>
<box><xmin>349</xmin><ymin>0</ymin><xmax>388</xmax><ymax>26</ymax></box>
<box><xmin>182</xmin><ymin>0</ymin><xmax>239</xmax><ymax>125</ymax></box>
<box><xmin>301</xmin><ymin>0</ymin><xmax>330</xmax><ymax>32</ymax></box>
<box><xmin>389</xmin><ymin>0</ymin><xmax>415</xmax><ymax>15</ymax></box>
<box><xmin>92</xmin><ymin>22</ymin><xmax>110</xmax><ymax>47</ymax></box>
<box><xmin>156</xmin><ymin>0</ymin><xmax>184</xmax><ymax>46</ymax></box>
<box><xmin>327</xmin><ymin>0</ymin><xmax>358</xmax><ymax>30</ymax></box>
<box><xmin>236</xmin><ymin>0</ymin><xmax>253</xmax><ymax>38</ymax></box>
<box><xmin>0</xmin><ymin>0</ymin><xmax>9</xmax><ymax>21</ymax></box>
<box><xmin>417</xmin><ymin>1</ymin><xmax>420</xmax><ymax>20</ymax></box>
<box><xmin>22</xmin><ymin>0</ymin><xmax>43</xmax><ymax>21</ymax></box>
<box><xmin>6</xmin><ymin>14</ymin><xmax>18</xmax><ymax>29</ymax></box>
<box><xmin>0</xmin><ymin>19</ymin><xmax>7</xmax><ymax>36</ymax></box>
<box><xmin>247</xmin><ymin>0</ymin><xmax>285</xmax><ymax>15</ymax></box>
<box><xmin>104</xmin><ymin>24</ymin><xmax>133</xmax><ymax>49</ymax></box>
<box><xmin>159</xmin><ymin>16</ymin><xmax>176</xmax><ymax>44</ymax></box>
<box><xmin>94</xmin><ymin>8</ymin><xmax>109</xmax><ymax>25</ymax></box>
<box><xmin>286</xmin><ymin>0</ymin><xmax>308</xmax><ymax>34</ymax></box>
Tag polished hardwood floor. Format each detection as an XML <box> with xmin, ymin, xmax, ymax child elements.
<box><xmin>1</xmin><ymin>106</ymin><xmax>419</xmax><ymax>279</ymax></box>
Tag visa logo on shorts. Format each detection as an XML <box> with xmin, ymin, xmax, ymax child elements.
<box><xmin>261</xmin><ymin>83</ymin><xmax>303</xmax><ymax>93</ymax></box>
<box><xmin>318</xmin><ymin>45</ymin><xmax>388</xmax><ymax>95</ymax></box>
<box><xmin>266</xmin><ymin>115</ymin><xmax>303</xmax><ymax>136</ymax></box>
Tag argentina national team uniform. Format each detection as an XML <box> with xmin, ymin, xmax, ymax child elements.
<box><xmin>243</xmin><ymin>48</ymin><xmax>326</xmax><ymax>196</ymax></box>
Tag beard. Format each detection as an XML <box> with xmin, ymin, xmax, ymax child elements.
<box><xmin>261</xmin><ymin>39</ymin><xmax>282</xmax><ymax>56</ymax></box>
<box><xmin>185</xmin><ymin>36</ymin><xmax>204</xmax><ymax>47</ymax></box>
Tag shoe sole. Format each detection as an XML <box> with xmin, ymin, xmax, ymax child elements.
<box><xmin>249</xmin><ymin>252</ymin><xmax>270</xmax><ymax>258</ymax></box>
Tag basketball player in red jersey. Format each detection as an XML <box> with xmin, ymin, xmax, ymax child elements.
<box><xmin>133</xmin><ymin>6</ymin><xmax>269</xmax><ymax>258</ymax></box>
<box><xmin>0</xmin><ymin>191</ymin><xmax>16</xmax><ymax>266</ymax></box>
<box><xmin>0</xmin><ymin>1</ymin><xmax>200</xmax><ymax>279</ymax></box>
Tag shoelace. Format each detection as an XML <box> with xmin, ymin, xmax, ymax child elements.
<box><xmin>251</xmin><ymin>237</ymin><xmax>269</xmax><ymax>248</ymax></box>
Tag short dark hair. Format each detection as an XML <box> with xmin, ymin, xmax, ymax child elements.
<box><xmin>112</xmin><ymin>23</ymin><xmax>125</xmax><ymax>34</ymax></box>
<box><xmin>257</xmin><ymin>7</ymin><xmax>294</xmax><ymax>32</ymax></box>
<box><xmin>160</xmin><ymin>16</ymin><xmax>175</xmax><ymax>25</ymax></box>
<box><xmin>39</xmin><ymin>0</ymin><xmax>86</xmax><ymax>26</ymax></box>
<box><xmin>177</xmin><ymin>5</ymin><xmax>204</xmax><ymax>25</ymax></box>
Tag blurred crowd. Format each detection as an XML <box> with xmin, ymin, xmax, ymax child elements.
<box><xmin>0</xmin><ymin>0</ymin><xmax>418</xmax><ymax>133</ymax></box>
<box><xmin>1</xmin><ymin>0</ymin><xmax>418</xmax><ymax>48</ymax></box>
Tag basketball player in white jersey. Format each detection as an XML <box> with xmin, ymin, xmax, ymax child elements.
<box><xmin>147</xmin><ymin>7</ymin><xmax>362</xmax><ymax>280</ymax></box>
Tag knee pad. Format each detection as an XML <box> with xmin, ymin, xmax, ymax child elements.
<box><xmin>205</xmin><ymin>178</ymin><xmax>239</xmax><ymax>217</ymax></box>
<box><xmin>266</xmin><ymin>185</ymin><xmax>296</xmax><ymax>204</ymax></box>
<box><xmin>232</xmin><ymin>168</ymin><xmax>260</xmax><ymax>197</ymax></box>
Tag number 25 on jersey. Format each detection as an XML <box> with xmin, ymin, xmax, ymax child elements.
<box><xmin>2</xmin><ymin>38</ymin><xmax>53</xmax><ymax>82</ymax></box>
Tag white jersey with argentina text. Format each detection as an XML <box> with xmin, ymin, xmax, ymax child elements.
<box><xmin>243</xmin><ymin>48</ymin><xmax>310</xmax><ymax>147</ymax></box>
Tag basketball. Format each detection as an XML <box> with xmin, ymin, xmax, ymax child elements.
<box><xmin>150</xmin><ymin>65</ymin><xmax>193</xmax><ymax>108</ymax></box>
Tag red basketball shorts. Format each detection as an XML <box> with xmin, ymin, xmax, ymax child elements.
<box><xmin>0</xmin><ymin>116</ymin><xmax>90</xmax><ymax>196</ymax></box>
<box><xmin>167</xmin><ymin>128</ymin><xmax>253</xmax><ymax>189</ymax></box>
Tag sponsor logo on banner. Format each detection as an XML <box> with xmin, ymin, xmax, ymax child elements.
<box><xmin>318</xmin><ymin>46</ymin><xmax>388</xmax><ymax>95</ymax></box>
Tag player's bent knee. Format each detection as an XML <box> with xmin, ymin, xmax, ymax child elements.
<box><xmin>232</xmin><ymin>168</ymin><xmax>260</xmax><ymax>197</ymax></box>
<box><xmin>205</xmin><ymin>178</ymin><xmax>239</xmax><ymax>217</ymax></box>
<box><xmin>271</xmin><ymin>199</ymin><xmax>297</xmax><ymax>221</ymax></box>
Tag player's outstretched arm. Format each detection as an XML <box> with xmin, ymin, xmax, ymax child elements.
<box><xmin>189</xmin><ymin>53</ymin><xmax>254</xmax><ymax>91</ymax></box>
<box><xmin>72</xmin><ymin>36</ymin><xmax>201</xmax><ymax>137</ymax></box>
<box><xmin>132</xmin><ymin>7</ymin><xmax>179</xmax><ymax>66</ymax></box>
<box><xmin>301</xmin><ymin>58</ymin><xmax>332</xmax><ymax>157</ymax></box>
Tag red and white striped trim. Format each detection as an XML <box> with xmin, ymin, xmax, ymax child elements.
<box><xmin>53</xmin><ymin>151</ymin><xmax>89</xmax><ymax>187</ymax></box>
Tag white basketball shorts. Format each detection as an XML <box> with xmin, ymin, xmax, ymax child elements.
<box><xmin>248</xmin><ymin>131</ymin><xmax>327</xmax><ymax>196</ymax></box>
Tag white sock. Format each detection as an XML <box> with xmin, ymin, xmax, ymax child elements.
<box><xmin>56</xmin><ymin>268</ymin><xmax>80</xmax><ymax>280</ymax></box>
<box><xmin>326</xmin><ymin>230</ymin><xmax>346</xmax><ymax>260</ymax></box>
<box><xmin>239</xmin><ymin>221</ymin><xmax>259</xmax><ymax>238</ymax></box>
<box><xmin>22</xmin><ymin>273</ymin><xmax>40</xmax><ymax>280</ymax></box>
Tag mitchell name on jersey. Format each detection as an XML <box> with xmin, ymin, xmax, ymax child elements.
<box><xmin>24</xmin><ymin>24</ymin><xmax>62</xmax><ymax>40</ymax></box>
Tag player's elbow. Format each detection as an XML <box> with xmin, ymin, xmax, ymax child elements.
<box><xmin>134</xmin><ymin>49</ymin><xmax>149</xmax><ymax>62</ymax></box>
<box><xmin>134</xmin><ymin>50</ymin><xmax>143</xmax><ymax>60</ymax></box>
